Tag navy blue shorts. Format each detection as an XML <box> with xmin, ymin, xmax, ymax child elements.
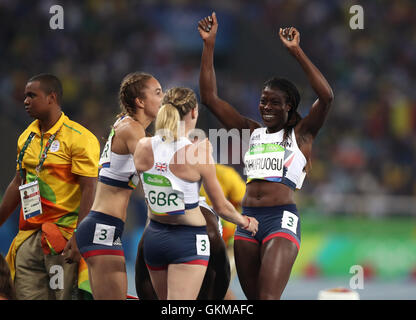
<box><xmin>234</xmin><ymin>204</ymin><xmax>301</xmax><ymax>250</ymax></box>
<box><xmin>142</xmin><ymin>220</ymin><xmax>210</xmax><ymax>271</ymax></box>
<box><xmin>75</xmin><ymin>211</ymin><xmax>125</xmax><ymax>258</ymax></box>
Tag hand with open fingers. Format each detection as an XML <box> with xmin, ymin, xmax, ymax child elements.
<box><xmin>242</xmin><ymin>216</ymin><xmax>259</xmax><ymax>237</ymax></box>
<box><xmin>198</xmin><ymin>12</ymin><xmax>218</xmax><ymax>44</ymax></box>
<box><xmin>279</xmin><ymin>27</ymin><xmax>300</xmax><ymax>52</ymax></box>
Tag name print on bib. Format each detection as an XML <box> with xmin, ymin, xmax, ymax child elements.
<box><xmin>244</xmin><ymin>143</ymin><xmax>285</xmax><ymax>181</ymax></box>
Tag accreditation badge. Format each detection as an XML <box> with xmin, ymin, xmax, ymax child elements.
<box><xmin>19</xmin><ymin>180</ymin><xmax>43</xmax><ymax>220</ymax></box>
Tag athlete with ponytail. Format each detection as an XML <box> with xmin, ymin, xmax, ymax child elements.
<box><xmin>134</xmin><ymin>87</ymin><xmax>258</xmax><ymax>300</ymax></box>
<box><xmin>198</xmin><ymin>13</ymin><xmax>334</xmax><ymax>299</ymax></box>
<box><xmin>75</xmin><ymin>72</ymin><xmax>163</xmax><ymax>299</ymax></box>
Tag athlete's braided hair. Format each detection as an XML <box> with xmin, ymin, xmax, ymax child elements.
<box><xmin>118</xmin><ymin>72</ymin><xmax>154</xmax><ymax>118</ymax></box>
<box><xmin>155</xmin><ymin>87</ymin><xmax>197</xmax><ymax>141</ymax></box>
<box><xmin>162</xmin><ymin>87</ymin><xmax>197</xmax><ymax>117</ymax></box>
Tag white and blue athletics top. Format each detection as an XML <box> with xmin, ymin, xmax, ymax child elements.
<box><xmin>140</xmin><ymin>135</ymin><xmax>201</xmax><ymax>216</ymax></box>
<box><xmin>244</xmin><ymin>127</ymin><xmax>307</xmax><ymax>190</ymax></box>
<box><xmin>98</xmin><ymin>116</ymin><xmax>139</xmax><ymax>190</ymax></box>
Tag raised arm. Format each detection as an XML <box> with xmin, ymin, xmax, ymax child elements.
<box><xmin>198</xmin><ymin>13</ymin><xmax>261</xmax><ymax>135</ymax></box>
<box><xmin>279</xmin><ymin>27</ymin><xmax>334</xmax><ymax>139</ymax></box>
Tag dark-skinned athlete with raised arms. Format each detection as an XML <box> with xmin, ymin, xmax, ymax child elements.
<box><xmin>198</xmin><ymin>12</ymin><xmax>334</xmax><ymax>299</ymax></box>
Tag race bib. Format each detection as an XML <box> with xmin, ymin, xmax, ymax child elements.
<box><xmin>196</xmin><ymin>234</ymin><xmax>210</xmax><ymax>256</ymax></box>
<box><xmin>281</xmin><ymin>210</ymin><xmax>298</xmax><ymax>234</ymax></box>
<box><xmin>99</xmin><ymin>128</ymin><xmax>114</xmax><ymax>168</ymax></box>
<box><xmin>93</xmin><ymin>223</ymin><xmax>116</xmax><ymax>246</ymax></box>
<box><xmin>244</xmin><ymin>143</ymin><xmax>285</xmax><ymax>180</ymax></box>
<box><xmin>142</xmin><ymin>172</ymin><xmax>185</xmax><ymax>215</ymax></box>
<box><xmin>19</xmin><ymin>180</ymin><xmax>42</xmax><ymax>220</ymax></box>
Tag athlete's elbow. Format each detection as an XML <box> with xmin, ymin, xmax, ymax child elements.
<box><xmin>199</xmin><ymin>91</ymin><xmax>216</xmax><ymax>106</ymax></box>
<box><xmin>323</xmin><ymin>88</ymin><xmax>334</xmax><ymax>105</ymax></box>
<box><xmin>318</xmin><ymin>89</ymin><xmax>334</xmax><ymax>111</ymax></box>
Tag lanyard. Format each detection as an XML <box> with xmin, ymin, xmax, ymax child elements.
<box><xmin>17</xmin><ymin>128</ymin><xmax>60</xmax><ymax>183</ymax></box>
<box><xmin>17</xmin><ymin>132</ymin><xmax>35</xmax><ymax>182</ymax></box>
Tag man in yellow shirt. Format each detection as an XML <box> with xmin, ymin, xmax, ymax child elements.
<box><xmin>0</xmin><ymin>74</ymin><xmax>100</xmax><ymax>299</ymax></box>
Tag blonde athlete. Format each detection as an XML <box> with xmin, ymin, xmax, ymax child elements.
<box><xmin>134</xmin><ymin>87</ymin><xmax>258</xmax><ymax>300</ymax></box>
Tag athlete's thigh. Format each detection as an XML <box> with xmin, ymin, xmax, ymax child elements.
<box><xmin>87</xmin><ymin>255</ymin><xmax>126</xmax><ymax>285</ymax></box>
<box><xmin>234</xmin><ymin>239</ymin><xmax>261</xmax><ymax>300</ymax></box>
<box><xmin>148</xmin><ymin>268</ymin><xmax>168</xmax><ymax>300</ymax></box>
<box><xmin>258</xmin><ymin>237</ymin><xmax>298</xmax><ymax>299</ymax></box>
<box><xmin>168</xmin><ymin>263</ymin><xmax>207</xmax><ymax>300</ymax></box>
<box><xmin>86</xmin><ymin>254</ymin><xmax>127</xmax><ymax>299</ymax></box>
<box><xmin>135</xmin><ymin>236</ymin><xmax>158</xmax><ymax>299</ymax></box>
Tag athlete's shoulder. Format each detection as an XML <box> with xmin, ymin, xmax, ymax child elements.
<box><xmin>136</xmin><ymin>136</ymin><xmax>152</xmax><ymax>149</ymax></box>
<box><xmin>195</xmin><ymin>137</ymin><xmax>212</xmax><ymax>152</ymax></box>
<box><xmin>134</xmin><ymin>136</ymin><xmax>153</xmax><ymax>171</ymax></box>
<box><xmin>115</xmin><ymin>116</ymin><xmax>146</xmax><ymax>139</ymax></box>
<box><xmin>251</xmin><ymin>126</ymin><xmax>266</xmax><ymax>135</ymax></box>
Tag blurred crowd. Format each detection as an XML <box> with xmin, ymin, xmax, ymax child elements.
<box><xmin>1</xmin><ymin>0</ymin><xmax>415</xmax><ymax>208</ymax></box>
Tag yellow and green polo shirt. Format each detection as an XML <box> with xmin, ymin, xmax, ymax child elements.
<box><xmin>6</xmin><ymin>112</ymin><xmax>99</xmax><ymax>293</ymax></box>
<box><xmin>15</xmin><ymin>112</ymin><xmax>100</xmax><ymax>230</ymax></box>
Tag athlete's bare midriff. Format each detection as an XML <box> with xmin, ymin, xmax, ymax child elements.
<box><xmin>149</xmin><ymin>206</ymin><xmax>207</xmax><ymax>227</ymax></box>
<box><xmin>90</xmin><ymin>181</ymin><xmax>133</xmax><ymax>222</ymax></box>
<box><xmin>242</xmin><ymin>180</ymin><xmax>295</xmax><ymax>207</ymax></box>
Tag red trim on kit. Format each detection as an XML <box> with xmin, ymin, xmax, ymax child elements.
<box><xmin>146</xmin><ymin>260</ymin><xmax>209</xmax><ymax>270</ymax></box>
<box><xmin>183</xmin><ymin>259</ymin><xmax>209</xmax><ymax>266</ymax></box>
<box><xmin>82</xmin><ymin>249</ymin><xmax>124</xmax><ymax>258</ymax></box>
<box><xmin>234</xmin><ymin>235</ymin><xmax>259</xmax><ymax>244</ymax></box>
<box><xmin>146</xmin><ymin>264</ymin><xmax>168</xmax><ymax>271</ymax></box>
<box><xmin>262</xmin><ymin>232</ymin><xmax>300</xmax><ymax>250</ymax></box>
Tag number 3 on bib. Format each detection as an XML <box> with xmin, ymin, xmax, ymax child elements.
<box><xmin>281</xmin><ymin>211</ymin><xmax>298</xmax><ymax>234</ymax></box>
<box><xmin>93</xmin><ymin>223</ymin><xmax>116</xmax><ymax>246</ymax></box>
<box><xmin>196</xmin><ymin>234</ymin><xmax>210</xmax><ymax>256</ymax></box>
